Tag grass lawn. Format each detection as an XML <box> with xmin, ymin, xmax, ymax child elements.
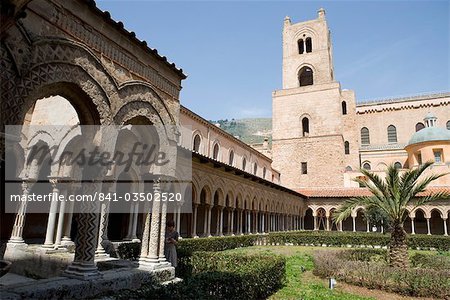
<box><xmin>224</xmin><ymin>246</ymin><xmax>434</xmax><ymax>300</ymax></box>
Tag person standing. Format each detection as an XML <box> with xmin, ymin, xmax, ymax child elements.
<box><xmin>164</xmin><ymin>220</ymin><xmax>179</xmax><ymax>267</ymax></box>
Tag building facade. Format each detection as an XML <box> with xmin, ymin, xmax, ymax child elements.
<box><xmin>271</xmin><ymin>9</ymin><xmax>449</xmax><ymax>236</ymax></box>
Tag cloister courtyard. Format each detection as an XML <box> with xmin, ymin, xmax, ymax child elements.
<box><xmin>1</xmin><ymin>0</ymin><xmax>449</xmax><ymax>299</ymax></box>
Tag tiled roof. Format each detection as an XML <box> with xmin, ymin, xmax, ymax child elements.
<box><xmin>296</xmin><ymin>187</ymin><xmax>450</xmax><ymax>198</ymax></box>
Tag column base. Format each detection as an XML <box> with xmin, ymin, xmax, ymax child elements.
<box><xmin>7</xmin><ymin>237</ymin><xmax>26</xmax><ymax>244</ymax></box>
<box><xmin>139</xmin><ymin>257</ymin><xmax>172</xmax><ymax>271</ymax></box>
<box><xmin>95</xmin><ymin>249</ymin><xmax>109</xmax><ymax>257</ymax></box>
<box><xmin>63</xmin><ymin>261</ymin><xmax>102</xmax><ymax>281</ymax></box>
<box><xmin>4</xmin><ymin>241</ymin><xmax>28</xmax><ymax>262</ymax></box>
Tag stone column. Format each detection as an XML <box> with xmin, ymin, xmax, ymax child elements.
<box><xmin>176</xmin><ymin>204</ymin><xmax>181</xmax><ymax>238</ymax></box>
<box><xmin>366</xmin><ymin>219</ymin><xmax>370</xmax><ymax>232</ymax></box>
<box><xmin>9</xmin><ymin>180</ymin><xmax>31</xmax><ymax>243</ymax></box>
<box><xmin>192</xmin><ymin>203</ymin><xmax>198</xmax><ymax>238</ymax></box>
<box><xmin>207</xmin><ymin>205</ymin><xmax>212</xmax><ymax>237</ymax></box>
<box><xmin>352</xmin><ymin>216</ymin><xmax>356</xmax><ymax>232</ymax></box>
<box><xmin>411</xmin><ymin>217</ymin><xmax>415</xmax><ymax>235</ymax></box>
<box><xmin>64</xmin><ymin>166</ymin><xmax>104</xmax><ymax>280</ymax></box>
<box><xmin>131</xmin><ymin>203</ymin><xmax>140</xmax><ymax>241</ymax></box>
<box><xmin>238</xmin><ymin>210</ymin><xmax>243</xmax><ymax>235</ymax></box>
<box><xmin>443</xmin><ymin>218</ymin><xmax>448</xmax><ymax>236</ymax></box>
<box><xmin>158</xmin><ymin>200</ymin><xmax>168</xmax><ymax>263</ymax></box>
<box><xmin>203</xmin><ymin>205</ymin><xmax>208</xmax><ymax>237</ymax></box>
<box><xmin>95</xmin><ymin>200</ymin><xmax>110</xmax><ymax>256</ymax></box>
<box><xmin>62</xmin><ymin>184</ymin><xmax>77</xmax><ymax>246</ymax></box>
<box><xmin>54</xmin><ymin>182</ymin><xmax>69</xmax><ymax>249</ymax></box>
<box><xmin>326</xmin><ymin>216</ymin><xmax>330</xmax><ymax>231</ymax></box>
<box><xmin>247</xmin><ymin>211</ymin><xmax>251</xmax><ymax>234</ymax></box>
<box><xmin>215</xmin><ymin>207</ymin><xmax>221</xmax><ymax>236</ymax></box>
<box><xmin>339</xmin><ymin>221</ymin><xmax>343</xmax><ymax>232</ymax></box>
<box><xmin>255</xmin><ymin>211</ymin><xmax>259</xmax><ymax>234</ymax></box>
<box><xmin>43</xmin><ymin>178</ymin><xmax>60</xmax><ymax>248</ymax></box>
<box><xmin>139</xmin><ymin>181</ymin><xmax>162</xmax><ymax>268</ymax></box>
<box><xmin>261</xmin><ymin>212</ymin><xmax>265</xmax><ymax>233</ymax></box>
<box><xmin>230</xmin><ymin>209</ymin><xmax>235</xmax><ymax>235</ymax></box>
<box><xmin>219</xmin><ymin>207</ymin><xmax>224</xmax><ymax>236</ymax></box>
<box><xmin>313</xmin><ymin>215</ymin><xmax>317</xmax><ymax>231</ymax></box>
<box><xmin>426</xmin><ymin>218</ymin><xmax>431</xmax><ymax>235</ymax></box>
<box><xmin>125</xmin><ymin>204</ymin><xmax>135</xmax><ymax>240</ymax></box>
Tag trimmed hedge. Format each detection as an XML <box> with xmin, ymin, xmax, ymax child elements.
<box><xmin>117</xmin><ymin>242</ymin><xmax>141</xmax><ymax>261</ymax></box>
<box><xmin>313</xmin><ymin>249</ymin><xmax>450</xmax><ymax>299</ymax></box>
<box><xmin>178</xmin><ymin>235</ymin><xmax>259</xmax><ymax>254</ymax></box>
<box><xmin>110</xmin><ymin>251</ymin><xmax>285</xmax><ymax>300</ymax></box>
<box><xmin>267</xmin><ymin>231</ymin><xmax>450</xmax><ymax>251</ymax></box>
<box><xmin>179</xmin><ymin>251</ymin><xmax>285</xmax><ymax>299</ymax></box>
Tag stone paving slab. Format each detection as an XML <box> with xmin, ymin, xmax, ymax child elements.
<box><xmin>0</xmin><ymin>273</ymin><xmax>36</xmax><ymax>287</ymax></box>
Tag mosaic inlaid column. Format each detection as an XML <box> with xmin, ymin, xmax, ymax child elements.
<box><xmin>64</xmin><ymin>167</ymin><xmax>103</xmax><ymax>280</ymax></box>
<box><xmin>158</xmin><ymin>199</ymin><xmax>168</xmax><ymax>263</ymax></box>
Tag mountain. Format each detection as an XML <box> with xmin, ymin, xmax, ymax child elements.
<box><xmin>209</xmin><ymin>118</ymin><xmax>272</xmax><ymax>146</ymax></box>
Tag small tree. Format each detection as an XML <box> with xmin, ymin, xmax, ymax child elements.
<box><xmin>334</xmin><ymin>162</ymin><xmax>449</xmax><ymax>268</ymax></box>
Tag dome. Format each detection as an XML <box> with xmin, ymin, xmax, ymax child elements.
<box><xmin>408</xmin><ymin>127</ymin><xmax>450</xmax><ymax>146</ymax></box>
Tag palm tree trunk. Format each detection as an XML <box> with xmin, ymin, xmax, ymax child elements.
<box><xmin>389</xmin><ymin>222</ymin><xmax>409</xmax><ymax>268</ymax></box>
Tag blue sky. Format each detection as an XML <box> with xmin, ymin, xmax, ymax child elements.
<box><xmin>97</xmin><ymin>0</ymin><xmax>449</xmax><ymax>120</ymax></box>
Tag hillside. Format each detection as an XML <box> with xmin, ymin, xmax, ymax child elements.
<box><xmin>209</xmin><ymin>118</ymin><xmax>272</xmax><ymax>145</ymax></box>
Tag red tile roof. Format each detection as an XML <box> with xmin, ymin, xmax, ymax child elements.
<box><xmin>296</xmin><ymin>187</ymin><xmax>450</xmax><ymax>198</ymax></box>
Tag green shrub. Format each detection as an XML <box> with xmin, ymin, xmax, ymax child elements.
<box><xmin>111</xmin><ymin>251</ymin><xmax>286</xmax><ymax>300</ymax></box>
<box><xmin>337</xmin><ymin>248</ymin><xmax>388</xmax><ymax>263</ymax></box>
<box><xmin>117</xmin><ymin>242</ymin><xmax>141</xmax><ymax>261</ymax></box>
<box><xmin>182</xmin><ymin>251</ymin><xmax>286</xmax><ymax>299</ymax></box>
<box><xmin>268</xmin><ymin>231</ymin><xmax>450</xmax><ymax>251</ymax></box>
<box><xmin>178</xmin><ymin>235</ymin><xmax>260</xmax><ymax>254</ymax></box>
<box><xmin>410</xmin><ymin>252</ymin><xmax>450</xmax><ymax>270</ymax></box>
<box><xmin>312</xmin><ymin>249</ymin><xmax>450</xmax><ymax>299</ymax></box>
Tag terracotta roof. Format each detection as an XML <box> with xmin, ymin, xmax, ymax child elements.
<box><xmin>296</xmin><ymin>187</ymin><xmax>450</xmax><ymax>198</ymax></box>
<box><xmin>296</xmin><ymin>188</ymin><xmax>372</xmax><ymax>198</ymax></box>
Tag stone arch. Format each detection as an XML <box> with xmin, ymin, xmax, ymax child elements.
<box><xmin>4</xmin><ymin>39</ymin><xmax>118</xmax><ymax>126</ymax></box>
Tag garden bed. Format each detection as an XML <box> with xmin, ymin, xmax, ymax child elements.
<box><xmin>312</xmin><ymin>248</ymin><xmax>450</xmax><ymax>299</ymax></box>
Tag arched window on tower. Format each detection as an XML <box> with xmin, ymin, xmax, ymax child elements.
<box><xmin>213</xmin><ymin>143</ymin><xmax>219</xmax><ymax>160</ymax></box>
<box><xmin>298</xmin><ymin>39</ymin><xmax>304</xmax><ymax>54</ymax></box>
<box><xmin>298</xmin><ymin>67</ymin><xmax>313</xmax><ymax>86</ymax></box>
<box><xmin>228</xmin><ymin>150</ymin><xmax>234</xmax><ymax>166</ymax></box>
<box><xmin>447</xmin><ymin>120</ymin><xmax>450</xmax><ymax>130</ymax></box>
<box><xmin>305</xmin><ymin>37</ymin><xmax>312</xmax><ymax>53</ymax></box>
<box><xmin>253</xmin><ymin>163</ymin><xmax>257</xmax><ymax>175</ymax></box>
<box><xmin>387</xmin><ymin>125</ymin><xmax>397</xmax><ymax>143</ymax></box>
<box><xmin>344</xmin><ymin>141</ymin><xmax>350</xmax><ymax>155</ymax></box>
<box><xmin>302</xmin><ymin>117</ymin><xmax>310</xmax><ymax>137</ymax></box>
<box><xmin>361</xmin><ymin>127</ymin><xmax>370</xmax><ymax>145</ymax></box>
<box><xmin>342</xmin><ymin>101</ymin><xmax>347</xmax><ymax>115</ymax></box>
<box><xmin>242</xmin><ymin>157</ymin><xmax>247</xmax><ymax>171</ymax></box>
<box><xmin>394</xmin><ymin>162</ymin><xmax>402</xmax><ymax>169</ymax></box>
<box><xmin>193</xmin><ymin>134</ymin><xmax>201</xmax><ymax>152</ymax></box>
<box><xmin>415</xmin><ymin>122</ymin><xmax>425</xmax><ymax>132</ymax></box>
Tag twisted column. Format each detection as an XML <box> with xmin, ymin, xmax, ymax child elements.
<box><xmin>9</xmin><ymin>180</ymin><xmax>31</xmax><ymax>243</ymax></box>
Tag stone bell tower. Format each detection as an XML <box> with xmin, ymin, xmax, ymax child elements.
<box><xmin>272</xmin><ymin>9</ymin><xmax>359</xmax><ymax>189</ymax></box>
<box><xmin>282</xmin><ymin>8</ymin><xmax>334</xmax><ymax>89</ymax></box>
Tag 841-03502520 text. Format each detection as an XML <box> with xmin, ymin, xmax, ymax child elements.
<box><xmin>9</xmin><ymin>192</ymin><xmax>183</xmax><ymax>202</ymax></box>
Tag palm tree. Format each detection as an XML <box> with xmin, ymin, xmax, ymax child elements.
<box><xmin>334</xmin><ymin>162</ymin><xmax>450</xmax><ymax>268</ymax></box>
